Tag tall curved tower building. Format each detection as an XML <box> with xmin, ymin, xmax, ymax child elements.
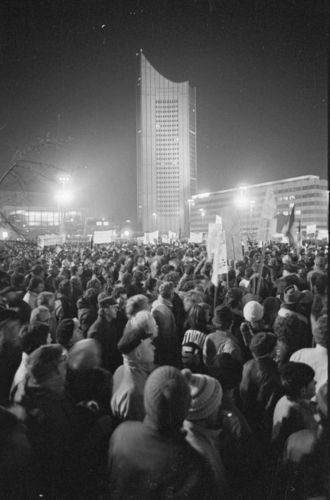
<box><xmin>136</xmin><ymin>51</ymin><xmax>197</xmax><ymax>235</ymax></box>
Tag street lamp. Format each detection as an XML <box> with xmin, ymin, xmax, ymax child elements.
<box><xmin>55</xmin><ymin>174</ymin><xmax>73</xmax><ymax>240</ymax></box>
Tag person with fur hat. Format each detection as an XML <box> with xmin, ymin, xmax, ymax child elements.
<box><xmin>289</xmin><ymin>314</ymin><xmax>327</xmax><ymax>393</ymax></box>
<box><xmin>182</xmin><ymin>369</ymin><xmax>231</xmax><ymax>497</ymax></box>
<box><xmin>111</xmin><ymin>310</ymin><xmax>158</xmax><ymax>423</ymax></box>
<box><xmin>87</xmin><ymin>292</ymin><xmax>122</xmax><ymax>374</ymax></box>
<box><xmin>240</xmin><ymin>331</ymin><xmax>283</xmax><ymax>447</ymax></box>
<box><xmin>108</xmin><ymin>365</ymin><xmax>219</xmax><ymax>499</ymax></box>
<box><xmin>151</xmin><ymin>281</ymin><xmax>180</xmax><ymax>367</ymax></box>
<box><xmin>203</xmin><ymin>305</ymin><xmax>243</xmax><ymax>369</ymax></box>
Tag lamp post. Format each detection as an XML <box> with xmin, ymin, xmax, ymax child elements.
<box><xmin>55</xmin><ymin>174</ymin><xmax>73</xmax><ymax>241</ymax></box>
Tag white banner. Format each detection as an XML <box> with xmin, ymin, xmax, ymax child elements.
<box><xmin>222</xmin><ymin>207</ymin><xmax>242</xmax><ymax>262</ymax></box>
<box><xmin>207</xmin><ymin>223</ymin><xmax>222</xmax><ymax>259</ymax></box>
<box><xmin>189</xmin><ymin>232</ymin><xmax>204</xmax><ymax>243</ymax></box>
<box><xmin>93</xmin><ymin>230</ymin><xmax>116</xmax><ymax>244</ymax></box>
<box><xmin>38</xmin><ymin>234</ymin><xmax>66</xmax><ymax>248</ymax></box>
<box><xmin>211</xmin><ymin>230</ymin><xmax>228</xmax><ymax>286</ymax></box>
<box><xmin>144</xmin><ymin>231</ymin><xmax>159</xmax><ymax>244</ymax></box>
<box><xmin>306</xmin><ymin>224</ymin><xmax>317</xmax><ymax>235</ymax></box>
<box><xmin>168</xmin><ymin>230</ymin><xmax>177</xmax><ymax>241</ymax></box>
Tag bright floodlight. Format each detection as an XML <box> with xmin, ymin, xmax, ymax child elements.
<box><xmin>234</xmin><ymin>185</ymin><xmax>250</xmax><ymax>208</ymax></box>
<box><xmin>55</xmin><ymin>189</ymin><xmax>74</xmax><ymax>205</ymax></box>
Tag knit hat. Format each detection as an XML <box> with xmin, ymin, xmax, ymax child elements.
<box><xmin>118</xmin><ymin>321</ymin><xmax>152</xmax><ymax>355</ymax></box>
<box><xmin>182</xmin><ymin>369</ymin><xmax>223</xmax><ymax>421</ymax></box>
<box><xmin>67</xmin><ymin>339</ymin><xmax>101</xmax><ymax>371</ymax></box>
<box><xmin>97</xmin><ymin>292</ymin><xmax>117</xmax><ymax>307</ymax></box>
<box><xmin>144</xmin><ymin>366</ymin><xmax>191</xmax><ymax>430</ymax></box>
<box><xmin>250</xmin><ymin>332</ymin><xmax>277</xmax><ymax>358</ymax></box>
<box><xmin>283</xmin><ymin>285</ymin><xmax>304</xmax><ymax>305</ymax></box>
<box><xmin>182</xmin><ymin>329</ymin><xmax>207</xmax><ymax>350</ymax></box>
<box><xmin>28</xmin><ymin>344</ymin><xmax>66</xmax><ymax>382</ymax></box>
<box><xmin>243</xmin><ymin>300</ymin><xmax>264</xmax><ymax>323</ymax></box>
<box><xmin>313</xmin><ymin>314</ymin><xmax>327</xmax><ymax>348</ymax></box>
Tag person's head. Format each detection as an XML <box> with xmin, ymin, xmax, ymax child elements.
<box><xmin>118</xmin><ymin>311</ymin><xmax>157</xmax><ymax>363</ymax></box>
<box><xmin>27</xmin><ymin>344</ymin><xmax>68</xmax><ymax>390</ymax></box>
<box><xmin>182</xmin><ymin>369</ymin><xmax>223</xmax><ymax>427</ymax></box>
<box><xmin>144</xmin><ymin>366</ymin><xmax>191</xmax><ymax>432</ymax></box>
<box><xmin>86</xmin><ymin>277</ymin><xmax>102</xmax><ymax>294</ymax></box>
<box><xmin>36</xmin><ymin>291</ymin><xmax>55</xmax><ymax>311</ymax></box>
<box><xmin>209</xmin><ymin>353</ymin><xmax>243</xmax><ymax>391</ymax></box>
<box><xmin>56</xmin><ymin>318</ymin><xmax>80</xmax><ymax>350</ymax></box>
<box><xmin>263</xmin><ymin>297</ymin><xmax>281</xmax><ymax>327</ymax></box>
<box><xmin>212</xmin><ymin>305</ymin><xmax>233</xmax><ymax>331</ymax></box>
<box><xmin>250</xmin><ymin>331</ymin><xmax>277</xmax><ymax>359</ymax></box>
<box><xmin>280</xmin><ymin>362</ymin><xmax>316</xmax><ymax>401</ymax></box>
<box><xmin>310</xmin><ymin>272</ymin><xmax>327</xmax><ymax>295</ymax></box>
<box><xmin>182</xmin><ymin>289</ymin><xmax>204</xmax><ymax>313</ymax></box>
<box><xmin>186</xmin><ymin>303</ymin><xmax>210</xmax><ymax>332</ymax></box>
<box><xmin>0</xmin><ymin>309</ymin><xmax>22</xmax><ymax>347</ymax></box>
<box><xmin>97</xmin><ymin>293</ymin><xmax>119</xmax><ymax>321</ymax></box>
<box><xmin>67</xmin><ymin>339</ymin><xmax>101</xmax><ymax>371</ymax></box>
<box><xmin>312</xmin><ymin>314</ymin><xmax>327</xmax><ymax>348</ymax></box>
<box><xmin>243</xmin><ymin>300</ymin><xmax>264</xmax><ymax>324</ymax></box>
<box><xmin>181</xmin><ymin>341</ymin><xmax>204</xmax><ymax>371</ymax></box>
<box><xmin>225</xmin><ymin>287</ymin><xmax>243</xmax><ymax>309</ymax></box>
<box><xmin>274</xmin><ymin>315</ymin><xmax>306</xmax><ymax>364</ymax></box>
<box><xmin>125</xmin><ymin>294</ymin><xmax>149</xmax><ymax>318</ymax></box>
<box><xmin>19</xmin><ymin>323</ymin><xmax>50</xmax><ymax>354</ymax></box>
<box><xmin>30</xmin><ymin>305</ymin><xmax>51</xmax><ymax>326</ymax></box>
<box><xmin>27</xmin><ymin>277</ymin><xmax>44</xmax><ymax>294</ymax></box>
<box><xmin>158</xmin><ymin>281</ymin><xmax>174</xmax><ymax>301</ymax></box>
<box><xmin>112</xmin><ymin>285</ymin><xmax>128</xmax><ymax>309</ymax></box>
<box><xmin>58</xmin><ymin>279</ymin><xmax>72</xmax><ymax>297</ymax></box>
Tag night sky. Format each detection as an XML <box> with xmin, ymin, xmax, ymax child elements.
<box><xmin>0</xmin><ymin>0</ymin><xmax>327</xmax><ymax>221</ymax></box>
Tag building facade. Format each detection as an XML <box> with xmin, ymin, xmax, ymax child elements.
<box><xmin>136</xmin><ymin>51</ymin><xmax>197</xmax><ymax>234</ymax></box>
<box><xmin>190</xmin><ymin>175</ymin><xmax>328</xmax><ymax>238</ymax></box>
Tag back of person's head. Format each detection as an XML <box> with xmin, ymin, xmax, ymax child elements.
<box><xmin>129</xmin><ymin>309</ymin><xmax>158</xmax><ymax>337</ymax></box>
<box><xmin>209</xmin><ymin>353</ymin><xmax>243</xmax><ymax>391</ymax></box>
<box><xmin>182</xmin><ymin>369</ymin><xmax>223</xmax><ymax>423</ymax></box>
<box><xmin>10</xmin><ymin>273</ymin><xmax>25</xmax><ymax>290</ymax></box>
<box><xmin>118</xmin><ymin>315</ymin><xmax>156</xmax><ymax>356</ymax></box>
<box><xmin>163</xmin><ymin>271</ymin><xmax>180</xmax><ymax>286</ymax></box>
<box><xmin>183</xmin><ymin>289</ymin><xmax>204</xmax><ymax>311</ymax></box>
<box><xmin>312</xmin><ymin>314</ymin><xmax>327</xmax><ymax>348</ymax></box>
<box><xmin>27</xmin><ymin>344</ymin><xmax>66</xmax><ymax>384</ymax></box>
<box><xmin>30</xmin><ymin>305</ymin><xmax>51</xmax><ymax>325</ymax></box>
<box><xmin>58</xmin><ymin>279</ymin><xmax>71</xmax><ymax>296</ymax></box>
<box><xmin>186</xmin><ymin>303</ymin><xmax>209</xmax><ymax>332</ymax></box>
<box><xmin>36</xmin><ymin>291</ymin><xmax>55</xmax><ymax>309</ymax></box>
<box><xmin>273</xmin><ymin>315</ymin><xmax>306</xmax><ymax>354</ymax></box>
<box><xmin>310</xmin><ymin>272</ymin><xmax>327</xmax><ymax>295</ymax></box>
<box><xmin>27</xmin><ymin>276</ymin><xmax>44</xmax><ymax>292</ymax></box>
<box><xmin>212</xmin><ymin>305</ymin><xmax>233</xmax><ymax>330</ymax></box>
<box><xmin>19</xmin><ymin>323</ymin><xmax>49</xmax><ymax>354</ymax></box>
<box><xmin>67</xmin><ymin>338</ymin><xmax>101</xmax><ymax>371</ymax></box>
<box><xmin>158</xmin><ymin>281</ymin><xmax>174</xmax><ymax>300</ymax></box>
<box><xmin>144</xmin><ymin>366</ymin><xmax>191</xmax><ymax>432</ymax></box>
<box><xmin>56</xmin><ymin>318</ymin><xmax>75</xmax><ymax>349</ymax></box>
<box><xmin>279</xmin><ymin>362</ymin><xmax>315</xmax><ymax>400</ymax></box>
<box><xmin>250</xmin><ymin>331</ymin><xmax>277</xmax><ymax>359</ymax></box>
<box><xmin>263</xmin><ymin>296</ymin><xmax>281</xmax><ymax>323</ymax></box>
<box><xmin>125</xmin><ymin>294</ymin><xmax>149</xmax><ymax>318</ymax></box>
<box><xmin>243</xmin><ymin>300</ymin><xmax>264</xmax><ymax>323</ymax></box>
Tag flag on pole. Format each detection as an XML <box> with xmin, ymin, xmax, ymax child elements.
<box><xmin>283</xmin><ymin>204</ymin><xmax>297</xmax><ymax>246</ymax></box>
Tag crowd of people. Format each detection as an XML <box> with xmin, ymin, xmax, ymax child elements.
<box><xmin>0</xmin><ymin>238</ymin><xmax>328</xmax><ymax>499</ymax></box>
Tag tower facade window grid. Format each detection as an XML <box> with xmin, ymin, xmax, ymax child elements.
<box><xmin>136</xmin><ymin>51</ymin><xmax>197</xmax><ymax>234</ymax></box>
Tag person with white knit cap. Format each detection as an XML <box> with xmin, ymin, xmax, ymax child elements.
<box><xmin>182</xmin><ymin>369</ymin><xmax>231</xmax><ymax>498</ymax></box>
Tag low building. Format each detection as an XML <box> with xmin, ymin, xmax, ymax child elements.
<box><xmin>190</xmin><ymin>175</ymin><xmax>328</xmax><ymax>238</ymax></box>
